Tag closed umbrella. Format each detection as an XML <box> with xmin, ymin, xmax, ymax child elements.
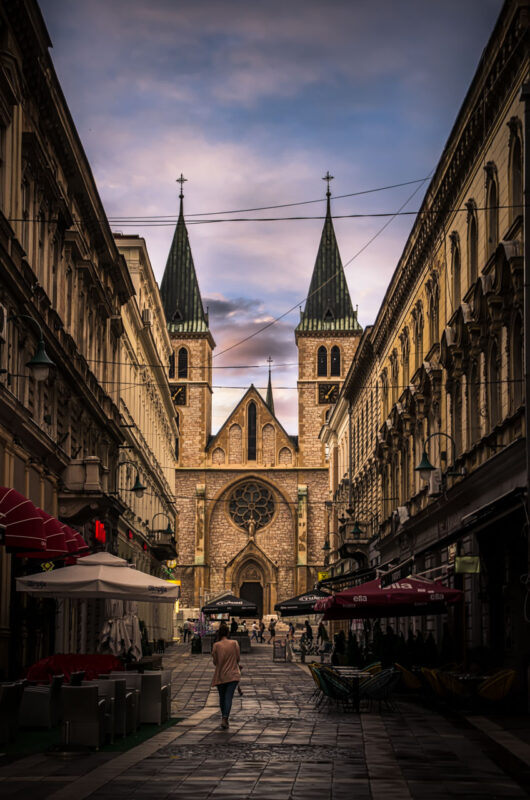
<box><xmin>124</xmin><ymin>600</ymin><xmax>142</xmax><ymax>661</ymax></box>
<box><xmin>16</xmin><ymin>551</ymin><xmax>180</xmax><ymax>602</ymax></box>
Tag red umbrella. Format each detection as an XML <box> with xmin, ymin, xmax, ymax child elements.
<box><xmin>314</xmin><ymin>576</ymin><xmax>462</xmax><ymax>620</ymax></box>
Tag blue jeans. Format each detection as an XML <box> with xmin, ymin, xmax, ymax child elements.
<box><xmin>217</xmin><ymin>680</ymin><xmax>238</xmax><ymax>718</ymax></box>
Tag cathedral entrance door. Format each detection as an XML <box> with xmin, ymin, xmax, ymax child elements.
<box><xmin>240</xmin><ymin>582</ymin><xmax>263</xmax><ymax>619</ymax></box>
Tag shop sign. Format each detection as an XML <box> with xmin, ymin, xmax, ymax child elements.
<box><xmin>95</xmin><ymin>520</ymin><xmax>106</xmax><ymax>543</ymax></box>
<box><xmin>318</xmin><ymin>570</ymin><xmax>330</xmax><ymax>581</ymax></box>
<box><xmin>381</xmin><ymin>559</ymin><xmax>414</xmax><ymax>588</ymax></box>
<box><xmin>41</xmin><ymin>561</ymin><xmax>54</xmax><ymax>571</ymax></box>
<box><xmin>455</xmin><ymin>555</ymin><xmax>480</xmax><ymax>573</ymax></box>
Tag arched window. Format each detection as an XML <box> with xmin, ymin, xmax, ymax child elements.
<box><xmin>178</xmin><ymin>347</ymin><xmax>188</xmax><ymax>379</ymax></box>
<box><xmin>452</xmin><ymin>380</ymin><xmax>462</xmax><ymax>456</ymax></box>
<box><xmin>487</xmin><ymin>341</ymin><xmax>501</xmax><ymax>428</ymax></box>
<box><xmin>330</xmin><ymin>345</ymin><xmax>340</xmax><ymax>376</ymax></box>
<box><xmin>168</xmin><ymin>352</ymin><xmax>175</xmax><ymax>379</ymax></box>
<box><xmin>317</xmin><ymin>346</ymin><xmax>327</xmax><ymax>377</ymax></box>
<box><xmin>467</xmin><ymin>201</ymin><xmax>479</xmax><ymax>283</ymax></box>
<box><xmin>485</xmin><ymin>164</ymin><xmax>498</xmax><ymax>259</ymax></box>
<box><xmin>429</xmin><ymin>292</ymin><xmax>438</xmax><ymax>348</ymax></box>
<box><xmin>467</xmin><ymin>360</ymin><xmax>481</xmax><ymax>446</ymax></box>
<box><xmin>247</xmin><ymin>401</ymin><xmax>257</xmax><ymax>460</ymax></box>
<box><xmin>511</xmin><ymin>314</ymin><xmax>524</xmax><ymax>410</ymax></box>
<box><xmin>510</xmin><ymin>134</ymin><xmax>523</xmax><ymax>222</ymax></box>
<box><xmin>451</xmin><ymin>234</ymin><xmax>461</xmax><ymax>309</ymax></box>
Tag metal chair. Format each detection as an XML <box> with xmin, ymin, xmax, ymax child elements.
<box><xmin>359</xmin><ymin>668</ymin><xmax>401</xmax><ymax>711</ymax></box>
<box><xmin>20</xmin><ymin>674</ymin><xmax>64</xmax><ymax>729</ymax></box>
<box><xmin>107</xmin><ymin>671</ymin><xmax>142</xmax><ymax>730</ymax></box>
<box><xmin>141</xmin><ymin>669</ymin><xmax>172</xmax><ymax>719</ymax></box>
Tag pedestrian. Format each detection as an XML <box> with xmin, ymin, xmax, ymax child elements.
<box><xmin>268</xmin><ymin>617</ymin><xmax>276</xmax><ymax>644</ymax></box>
<box><xmin>183</xmin><ymin>619</ymin><xmax>191</xmax><ymax>643</ymax></box>
<box><xmin>304</xmin><ymin>620</ymin><xmax>313</xmax><ymax>644</ymax></box>
<box><xmin>212</xmin><ymin>622</ymin><xmax>241</xmax><ymax>729</ymax></box>
<box><xmin>250</xmin><ymin>621</ymin><xmax>259</xmax><ymax>642</ymax></box>
<box><xmin>230</xmin><ymin>617</ymin><xmax>238</xmax><ymax>635</ymax></box>
<box><xmin>317</xmin><ymin>621</ymin><xmax>328</xmax><ymax>647</ymax></box>
<box><xmin>241</xmin><ymin>620</ymin><xmax>247</xmax><ymax>633</ymax></box>
<box><xmin>288</xmin><ymin>621</ymin><xmax>295</xmax><ymax>641</ymax></box>
<box><xmin>259</xmin><ymin>619</ymin><xmax>265</xmax><ymax>643</ymax></box>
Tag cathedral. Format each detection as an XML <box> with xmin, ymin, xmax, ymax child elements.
<box><xmin>160</xmin><ymin>182</ymin><xmax>362</xmax><ymax>616</ymax></box>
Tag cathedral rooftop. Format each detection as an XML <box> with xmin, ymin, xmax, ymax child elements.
<box><xmin>296</xmin><ymin>175</ymin><xmax>361</xmax><ymax>335</ymax></box>
<box><xmin>159</xmin><ymin>176</ymin><xmax>210</xmax><ymax>335</ymax></box>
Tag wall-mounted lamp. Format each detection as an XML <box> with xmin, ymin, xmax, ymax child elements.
<box><xmin>415</xmin><ymin>432</ymin><xmax>461</xmax><ymax>482</ymax></box>
<box><xmin>117</xmin><ymin>461</ymin><xmax>146</xmax><ymax>499</ymax></box>
<box><xmin>7</xmin><ymin>314</ymin><xmax>55</xmax><ymax>382</ymax></box>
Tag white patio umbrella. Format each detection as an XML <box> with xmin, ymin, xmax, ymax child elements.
<box><xmin>99</xmin><ymin>599</ymin><xmax>133</xmax><ymax>658</ymax></box>
<box><xmin>16</xmin><ymin>551</ymin><xmax>180</xmax><ymax>603</ymax></box>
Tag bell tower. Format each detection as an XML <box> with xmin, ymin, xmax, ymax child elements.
<box><xmin>159</xmin><ymin>175</ymin><xmax>214</xmax><ymax>468</ymax></box>
<box><xmin>296</xmin><ymin>173</ymin><xmax>362</xmax><ymax>468</ymax></box>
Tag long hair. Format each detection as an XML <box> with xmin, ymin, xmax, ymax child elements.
<box><xmin>218</xmin><ymin>622</ymin><xmax>229</xmax><ymax>640</ymax></box>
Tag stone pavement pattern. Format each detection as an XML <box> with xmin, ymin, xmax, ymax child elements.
<box><xmin>0</xmin><ymin>642</ymin><xmax>528</xmax><ymax>799</ymax></box>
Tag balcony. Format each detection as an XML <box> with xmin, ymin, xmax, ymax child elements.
<box><xmin>149</xmin><ymin>531</ymin><xmax>178</xmax><ymax>562</ymax></box>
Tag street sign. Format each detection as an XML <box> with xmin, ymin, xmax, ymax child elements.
<box><xmin>318</xmin><ymin>570</ymin><xmax>330</xmax><ymax>581</ymax></box>
<box><xmin>380</xmin><ymin>559</ymin><xmax>414</xmax><ymax>588</ymax></box>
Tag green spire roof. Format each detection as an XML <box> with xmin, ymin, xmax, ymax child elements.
<box><xmin>160</xmin><ymin>188</ymin><xmax>209</xmax><ymax>334</ymax></box>
<box><xmin>296</xmin><ymin>190</ymin><xmax>361</xmax><ymax>334</ymax></box>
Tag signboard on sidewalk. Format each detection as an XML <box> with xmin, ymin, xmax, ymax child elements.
<box><xmin>273</xmin><ymin>640</ymin><xmax>286</xmax><ymax>662</ymax></box>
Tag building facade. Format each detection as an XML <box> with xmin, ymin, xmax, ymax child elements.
<box><xmin>321</xmin><ymin>0</ymin><xmax>529</xmax><ymax>676</ymax></box>
<box><xmin>162</xmin><ymin>186</ymin><xmax>362</xmax><ymax>615</ymax></box>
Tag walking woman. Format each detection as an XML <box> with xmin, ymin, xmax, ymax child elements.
<box><xmin>212</xmin><ymin>622</ymin><xmax>241</xmax><ymax>729</ymax></box>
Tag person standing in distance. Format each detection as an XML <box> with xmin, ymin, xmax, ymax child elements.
<box><xmin>212</xmin><ymin>622</ymin><xmax>241</xmax><ymax>729</ymax></box>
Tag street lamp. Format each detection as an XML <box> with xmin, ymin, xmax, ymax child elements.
<box><xmin>8</xmin><ymin>314</ymin><xmax>55</xmax><ymax>382</ymax></box>
<box><xmin>117</xmin><ymin>461</ymin><xmax>146</xmax><ymax>498</ymax></box>
<box><xmin>151</xmin><ymin>512</ymin><xmax>173</xmax><ymax>537</ymax></box>
<box><xmin>415</xmin><ymin>432</ymin><xmax>461</xmax><ymax>482</ymax></box>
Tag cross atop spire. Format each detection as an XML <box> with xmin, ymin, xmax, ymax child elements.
<box><xmin>322</xmin><ymin>170</ymin><xmax>334</xmax><ymax>198</ymax></box>
<box><xmin>177</xmin><ymin>173</ymin><xmax>187</xmax><ymax>200</ymax></box>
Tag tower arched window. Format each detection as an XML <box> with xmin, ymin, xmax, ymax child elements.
<box><xmin>178</xmin><ymin>347</ymin><xmax>188</xmax><ymax>379</ymax></box>
<box><xmin>467</xmin><ymin>201</ymin><xmax>479</xmax><ymax>283</ymax></box>
<box><xmin>317</xmin><ymin>346</ymin><xmax>328</xmax><ymax>377</ymax></box>
<box><xmin>168</xmin><ymin>352</ymin><xmax>175</xmax><ymax>379</ymax></box>
<box><xmin>485</xmin><ymin>163</ymin><xmax>498</xmax><ymax>259</ymax></box>
<box><xmin>247</xmin><ymin>401</ymin><xmax>257</xmax><ymax>461</ymax></box>
<box><xmin>330</xmin><ymin>346</ymin><xmax>340</xmax><ymax>376</ymax></box>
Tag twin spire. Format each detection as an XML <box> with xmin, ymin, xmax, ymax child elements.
<box><xmin>160</xmin><ymin>171</ymin><xmax>359</xmax><ymax>340</ymax></box>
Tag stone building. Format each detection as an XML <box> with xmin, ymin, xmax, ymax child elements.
<box><xmin>162</xmin><ymin>184</ymin><xmax>362</xmax><ymax>615</ymax></box>
<box><xmin>321</xmin><ymin>0</ymin><xmax>529</xmax><ymax>676</ymax></box>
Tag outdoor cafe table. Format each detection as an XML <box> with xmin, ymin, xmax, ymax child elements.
<box><xmin>332</xmin><ymin>668</ymin><xmax>371</xmax><ymax>711</ymax></box>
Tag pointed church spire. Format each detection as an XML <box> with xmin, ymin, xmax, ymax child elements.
<box><xmin>266</xmin><ymin>356</ymin><xmax>274</xmax><ymax>414</ymax></box>
<box><xmin>159</xmin><ymin>175</ymin><xmax>210</xmax><ymax>333</ymax></box>
<box><xmin>296</xmin><ymin>174</ymin><xmax>361</xmax><ymax>334</ymax></box>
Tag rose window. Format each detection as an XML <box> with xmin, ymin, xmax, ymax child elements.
<box><xmin>229</xmin><ymin>482</ymin><xmax>275</xmax><ymax>531</ymax></box>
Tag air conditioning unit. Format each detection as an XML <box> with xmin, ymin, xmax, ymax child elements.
<box><xmin>396</xmin><ymin>505</ymin><xmax>409</xmax><ymax>524</ymax></box>
<box><xmin>142</xmin><ymin>308</ymin><xmax>152</xmax><ymax>326</ymax></box>
<box><xmin>428</xmin><ymin>468</ymin><xmax>443</xmax><ymax>496</ymax></box>
<box><xmin>0</xmin><ymin>304</ymin><xmax>7</xmax><ymax>341</ymax></box>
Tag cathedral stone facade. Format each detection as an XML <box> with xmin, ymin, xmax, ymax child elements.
<box><xmin>161</xmin><ymin>185</ymin><xmax>361</xmax><ymax>615</ymax></box>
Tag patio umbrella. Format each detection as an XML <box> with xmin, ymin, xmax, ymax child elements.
<box><xmin>99</xmin><ymin>599</ymin><xmax>131</xmax><ymax>657</ymax></box>
<box><xmin>202</xmin><ymin>592</ymin><xmax>257</xmax><ymax>616</ymax></box>
<box><xmin>274</xmin><ymin>589</ymin><xmax>331</xmax><ymax>617</ymax></box>
<box><xmin>314</xmin><ymin>576</ymin><xmax>462</xmax><ymax>620</ymax></box>
<box><xmin>16</xmin><ymin>551</ymin><xmax>180</xmax><ymax>602</ymax></box>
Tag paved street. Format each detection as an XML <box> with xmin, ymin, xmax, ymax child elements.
<box><xmin>1</xmin><ymin>643</ymin><xmax>529</xmax><ymax>799</ymax></box>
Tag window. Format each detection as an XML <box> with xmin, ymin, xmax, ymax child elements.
<box><xmin>451</xmin><ymin>234</ymin><xmax>461</xmax><ymax>308</ymax></box>
<box><xmin>178</xmin><ymin>347</ymin><xmax>188</xmax><ymax>379</ymax></box>
<box><xmin>468</xmin><ymin>360</ymin><xmax>481</xmax><ymax>445</ymax></box>
<box><xmin>317</xmin><ymin>345</ymin><xmax>327</xmax><ymax>377</ymax></box>
<box><xmin>168</xmin><ymin>352</ymin><xmax>175</xmax><ymax>379</ymax></box>
<box><xmin>511</xmin><ymin>314</ymin><xmax>524</xmax><ymax>410</ymax></box>
<box><xmin>429</xmin><ymin>292</ymin><xmax>438</xmax><ymax>348</ymax></box>
<box><xmin>485</xmin><ymin>163</ymin><xmax>498</xmax><ymax>259</ymax></box>
<box><xmin>452</xmin><ymin>381</ymin><xmax>462</xmax><ymax>456</ymax></box>
<box><xmin>229</xmin><ymin>481</ymin><xmax>274</xmax><ymax>531</ymax></box>
<box><xmin>467</xmin><ymin>201</ymin><xmax>479</xmax><ymax>283</ymax></box>
<box><xmin>21</xmin><ymin>178</ymin><xmax>29</xmax><ymax>252</ymax></box>
<box><xmin>509</xmin><ymin>133</ymin><xmax>523</xmax><ymax>223</ymax></box>
<box><xmin>247</xmin><ymin>401</ymin><xmax>256</xmax><ymax>460</ymax></box>
<box><xmin>487</xmin><ymin>341</ymin><xmax>501</xmax><ymax>428</ymax></box>
<box><xmin>330</xmin><ymin>345</ymin><xmax>340</xmax><ymax>376</ymax></box>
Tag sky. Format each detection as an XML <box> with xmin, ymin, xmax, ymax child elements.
<box><xmin>40</xmin><ymin>0</ymin><xmax>503</xmax><ymax>433</ymax></box>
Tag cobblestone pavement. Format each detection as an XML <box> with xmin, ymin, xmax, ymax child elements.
<box><xmin>1</xmin><ymin>643</ymin><xmax>529</xmax><ymax>799</ymax></box>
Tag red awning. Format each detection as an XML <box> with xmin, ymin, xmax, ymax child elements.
<box><xmin>314</xmin><ymin>576</ymin><xmax>463</xmax><ymax>620</ymax></box>
<box><xmin>20</xmin><ymin>515</ymin><xmax>89</xmax><ymax>559</ymax></box>
<box><xmin>0</xmin><ymin>487</ymin><xmax>45</xmax><ymax>551</ymax></box>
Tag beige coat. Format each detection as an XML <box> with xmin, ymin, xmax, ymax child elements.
<box><xmin>211</xmin><ymin>638</ymin><xmax>241</xmax><ymax>686</ymax></box>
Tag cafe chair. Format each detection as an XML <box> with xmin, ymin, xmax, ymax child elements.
<box><xmin>69</xmin><ymin>671</ymin><xmax>86</xmax><ymax>686</ymax></box>
<box><xmin>359</xmin><ymin>668</ymin><xmax>401</xmax><ymax>712</ymax></box>
<box><xmin>61</xmin><ymin>686</ymin><xmax>107</xmax><ymax>748</ymax></box>
<box><xmin>0</xmin><ymin>682</ymin><xmax>25</xmax><ymax>743</ymax></box>
<box><xmin>142</xmin><ymin>669</ymin><xmax>172</xmax><ymax>719</ymax></box>
<box><xmin>106</xmin><ymin>672</ymin><xmax>142</xmax><ymax>731</ymax></box>
<box><xmin>478</xmin><ymin>669</ymin><xmax>516</xmax><ymax>702</ymax></box>
<box><xmin>19</xmin><ymin>674</ymin><xmax>64</xmax><ymax>729</ymax></box>
<box><xmin>395</xmin><ymin>663</ymin><xmax>422</xmax><ymax>691</ymax></box>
